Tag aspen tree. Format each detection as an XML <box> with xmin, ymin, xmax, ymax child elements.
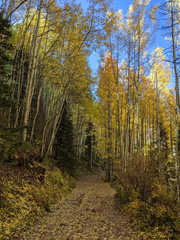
<box><xmin>104</xmin><ymin>35</ymin><xmax>124</xmax><ymax>164</ymax></box>
<box><xmin>170</xmin><ymin>0</ymin><xmax>180</xmax><ymax>205</ymax></box>
<box><xmin>7</xmin><ymin>1</ymin><xmax>35</xmax><ymax>127</ymax></box>
<box><xmin>22</xmin><ymin>0</ymin><xmax>44</xmax><ymax>142</ymax></box>
<box><xmin>39</xmin><ymin>0</ymin><xmax>113</xmax><ymax>157</ymax></box>
<box><xmin>163</xmin><ymin>0</ymin><xmax>180</xmax><ymax>206</ymax></box>
<box><xmin>149</xmin><ymin>47</ymin><xmax>172</xmax><ymax>175</ymax></box>
<box><xmin>122</xmin><ymin>0</ymin><xmax>157</xmax><ymax>155</ymax></box>
<box><xmin>98</xmin><ymin>51</ymin><xmax>117</xmax><ymax>180</ymax></box>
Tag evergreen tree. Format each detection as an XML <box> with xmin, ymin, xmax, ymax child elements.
<box><xmin>54</xmin><ymin>100</ymin><xmax>76</xmax><ymax>175</ymax></box>
<box><xmin>84</xmin><ymin>121</ymin><xmax>96</xmax><ymax>169</ymax></box>
<box><xmin>0</xmin><ymin>11</ymin><xmax>13</xmax><ymax>108</ymax></box>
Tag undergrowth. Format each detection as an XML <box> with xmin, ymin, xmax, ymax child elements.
<box><xmin>0</xmin><ymin>127</ymin><xmax>77</xmax><ymax>239</ymax></box>
<box><xmin>0</xmin><ymin>162</ymin><xmax>75</xmax><ymax>240</ymax></box>
<box><xmin>114</xmin><ymin>153</ymin><xmax>180</xmax><ymax>240</ymax></box>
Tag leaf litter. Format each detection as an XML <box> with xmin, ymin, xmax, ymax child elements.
<box><xmin>17</xmin><ymin>174</ymin><xmax>140</xmax><ymax>240</ymax></box>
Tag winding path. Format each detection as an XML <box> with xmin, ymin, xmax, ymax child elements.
<box><xmin>18</xmin><ymin>174</ymin><xmax>137</xmax><ymax>240</ymax></box>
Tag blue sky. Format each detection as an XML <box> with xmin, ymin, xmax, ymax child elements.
<box><xmin>76</xmin><ymin>0</ymin><xmax>132</xmax><ymax>13</ymax></box>
<box><xmin>113</xmin><ymin>0</ymin><xmax>133</xmax><ymax>13</ymax></box>
<box><xmin>76</xmin><ymin>0</ymin><xmax>174</xmax><ymax>90</ymax></box>
<box><xmin>76</xmin><ymin>0</ymin><xmax>167</xmax><ymax>74</ymax></box>
<box><xmin>77</xmin><ymin>0</ymin><xmax>162</xmax><ymax>16</ymax></box>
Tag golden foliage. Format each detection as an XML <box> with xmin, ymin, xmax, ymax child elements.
<box><xmin>0</xmin><ymin>164</ymin><xmax>75</xmax><ymax>239</ymax></box>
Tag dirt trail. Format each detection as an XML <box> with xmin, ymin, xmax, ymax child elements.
<box><xmin>18</xmin><ymin>174</ymin><xmax>137</xmax><ymax>240</ymax></box>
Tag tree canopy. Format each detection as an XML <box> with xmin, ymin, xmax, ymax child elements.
<box><xmin>0</xmin><ymin>0</ymin><xmax>180</xmax><ymax>238</ymax></box>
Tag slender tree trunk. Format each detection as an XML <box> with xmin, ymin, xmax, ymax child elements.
<box><xmin>45</xmin><ymin>95</ymin><xmax>66</xmax><ymax>157</ymax></box>
<box><xmin>124</xmin><ymin>40</ymin><xmax>131</xmax><ymax>169</ymax></box>
<box><xmin>22</xmin><ymin>0</ymin><xmax>43</xmax><ymax>142</ymax></box>
<box><xmin>30</xmin><ymin>84</ymin><xmax>43</xmax><ymax>141</ymax></box>
<box><xmin>90</xmin><ymin>126</ymin><xmax>93</xmax><ymax>169</ymax></box>
<box><xmin>107</xmin><ymin>97</ymin><xmax>112</xmax><ymax>181</ymax></box>
<box><xmin>170</xmin><ymin>115</ymin><xmax>173</xmax><ymax>156</ymax></box>
<box><xmin>155</xmin><ymin>71</ymin><xmax>161</xmax><ymax>174</ymax></box>
<box><xmin>171</xmin><ymin>1</ymin><xmax>180</xmax><ymax>206</ymax></box>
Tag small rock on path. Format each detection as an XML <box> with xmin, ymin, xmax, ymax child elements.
<box><xmin>18</xmin><ymin>174</ymin><xmax>138</xmax><ymax>240</ymax></box>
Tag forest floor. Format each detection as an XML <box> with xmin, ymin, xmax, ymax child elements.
<box><xmin>16</xmin><ymin>174</ymin><xmax>141</xmax><ymax>240</ymax></box>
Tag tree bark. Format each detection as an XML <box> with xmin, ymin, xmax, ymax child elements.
<box><xmin>170</xmin><ymin>1</ymin><xmax>180</xmax><ymax>206</ymax></box>
<box><xmin>22</xmin><ymin>0</ymin><xmax>43</xmax><ymax>142</ymax></box>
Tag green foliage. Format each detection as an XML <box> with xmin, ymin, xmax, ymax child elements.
<box><xmin>0</xmin><ymin>12</ymin><xmax>13</xmax><ymax>75</ymax></box>
<box><xmin>0</xmin><ymin>128</ymin><xmax>22</xmax><ymax>164</ymax></box>
<box><xmin>54</xmin><ymin>100</ymin><xmax>77</xmax><ymax>176</ymax></box>
<box><xmin>48</xmin><ymin>169</ymin><xmax>65</xmax><ymax>186</ymax></box>
<box><xmin>0</xmin><ymin>82</ymin><xmax>13</xmax><ymax>108</ymax></box>
<box><xmin>0</xmin><ymin>11</ymin><xmax>14</xmax><ymax>109</ymax></box>
<box><xmin>0</xmin><ymin>128</ymin><xmax>41</xmax><ymax>166</ymax></box>
<box><xmin>84</xmin><ymin>121</ymin><xmax>97</xmax><ymax>169</ymax></box>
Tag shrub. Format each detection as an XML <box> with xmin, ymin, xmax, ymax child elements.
<box><xmin>114</xmin><ymin>152</ymin><xmax>180</xmax><ymax>239</ymax></box>
<box><xmin>0</xmin><ymin>164</ymin><xmax>75</xmax><ymax>239</ymax></box>
<box><xmin>114</xmin><ymin>183</ymin><xmax>139</xmax><ymax>205</ymax></box>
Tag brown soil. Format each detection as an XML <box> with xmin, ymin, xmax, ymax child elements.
<box><xmin>17</xmin><ymin>174</ymin><xmax>137</xmax><ymax>240</ymax></box>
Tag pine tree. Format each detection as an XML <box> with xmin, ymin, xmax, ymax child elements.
<box><xmin>54</xmin><ymin>100</ymin><xmax>77</xmax><ymax>175</ymax></box>
<box><xmin>0</xmin><ymin>11</ymin><xmax>13</xmax><ymax>108</ymax></box>
<box><xmin>84</xmin><ymin>121</ymin><xmax>96</xmax><ymax>169</ymax></box>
